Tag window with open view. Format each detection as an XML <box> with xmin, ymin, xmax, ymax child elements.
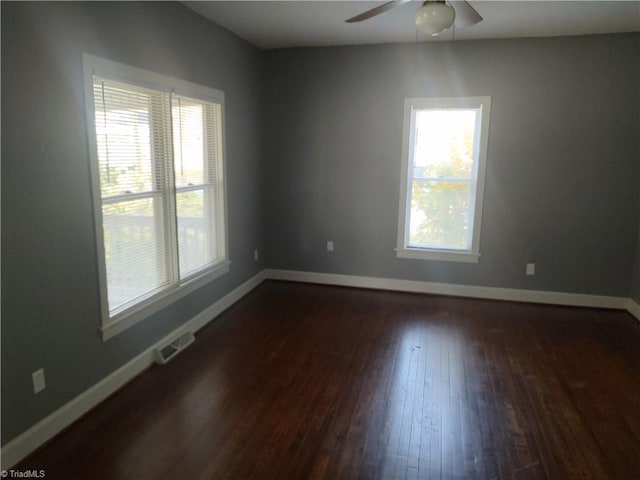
<box><xmin>397</xmin><ymin>97</ymin><xmax>491</xmax><ymax>262</ymax></box>
<box><xmin>84</xmin><ymin>54</ymin><xmax>228</xmax><ymax>340</ymax></box>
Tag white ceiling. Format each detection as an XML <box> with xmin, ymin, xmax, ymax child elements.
<box><xmin>184</xmin><ymin>1</ymin><xmax>640</xmax><ymax>49</ymax></box>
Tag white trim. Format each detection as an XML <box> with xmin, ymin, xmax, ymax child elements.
<box><xmin>0</xmin><ymin>271</ymin><xmax>266</xmax><ymax>470</ymax></box>
<box><xmin>396</xmin><ymin>96</ymin><xmax>491</xmax><ymax>262</ymax></box>
<box><xmin>101</xmin><ymin>261</ymin><xmax>231</xmax><ymax>341</ymax></box>
<box><xmin>82</xmin><ymin>53</ymin><xmax>230</xmax><ymax>339</ymax></box>
<box><xmin>396</xmin><ymin>248</ymin><xmax>480</xmax><ymax>263</ymax></box>
<box><xmin>83</xmin><ymin>54</ymin><xmax>225</xmax><ymax>103</ymax></box>
<box><xmin>264</xmin><ymin>269</ymin><xmax>628</xmax><ymax>310</ymax></box>
<box><xmin>628</xmin><ymin>298</ymin><xmax>640</xmax><ymax>322</ymax></box>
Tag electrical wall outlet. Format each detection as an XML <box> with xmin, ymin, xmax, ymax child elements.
<box><xmin>326</xmin><ymin>241</ymin><xmax>334</xmax><ymax>252</ymax></box>
<box><xmin>254</xmin><ymin>249</ymin><xmax>259</xmax><ymax>261</ymax></box>
<box><xmin>32</xmin><ymin>368</ymin><xmax>46</xmax><ymax>394</ymax></box>
<box><xmin>526</xmin><ymin>263</ymin><xmax>536</xmax><ymax>276</ymax></box>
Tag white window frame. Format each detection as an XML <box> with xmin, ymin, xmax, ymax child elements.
<box><xmin>396</xmin><ymin>96</ymin><xmax>491</xmax><ymax>263</ymax></box>
<box><xmin>83</xmin><ymin>54</ymin><xmax>230</xmax><ymax>341</ymax></box>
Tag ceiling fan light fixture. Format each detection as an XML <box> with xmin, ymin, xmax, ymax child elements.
<box><xmin>415</xmin><ymin>1</ymin><xmax>456</xmax><ymax>36</ymax></box>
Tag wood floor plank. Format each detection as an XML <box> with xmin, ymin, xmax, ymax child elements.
<box><xmin>15</xmin><ymin>281</ymin><xmax>640</xmax><ymax>479</ymax></box>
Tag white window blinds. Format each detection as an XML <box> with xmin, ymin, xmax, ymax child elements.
<box><xmin>94</xmin><ymin>79</ymin><xmax>176</xmax><ymax>316</ymax></box>
<box><xmin>89</xmin><ymin>68</ymin><xmax>228</xmax><ymax>335</ymax></box>
<box><xmin>171</xmin><ymin>96</ymin><xmax>226</xmax><ymax>280</ymax></box>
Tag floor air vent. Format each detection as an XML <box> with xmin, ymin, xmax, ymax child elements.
<box><xmin>155</xmin><ymin>331</ymin><xmax>195</xmax><ymax>365</ymax></box>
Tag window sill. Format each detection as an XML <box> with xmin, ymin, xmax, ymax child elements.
<box><xmin>100</xmin><ymin>260</ymin><xmax>231</xmax><ymax>341</ymax></box>
<box><xmin>396</xmin><ymin>248</ymin><xmax>480</xmax><ymax>263</ymax></box>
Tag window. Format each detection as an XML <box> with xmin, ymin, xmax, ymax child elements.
<box><xmin>397</xmin><ymin>97</ymin><xmax>491</xmax><ymax>262</ymax></box>
<box><xmin>83</xmin><ymin>55</ymin><xmax>229</xmax><ymax>340</ymax></box>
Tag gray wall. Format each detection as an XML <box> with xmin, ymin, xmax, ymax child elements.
<box><xmin>1</xmin><ymin>2</ymin><xmax>265</xmax><ymax>443</ymax></box>
<box><xmin>264</xmin><ymin>34</ymin><xmax>640</xmax><ymax>297</ymax></box>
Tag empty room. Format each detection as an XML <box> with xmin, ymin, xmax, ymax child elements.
<box><xmin>2</xmin><ymin>1</ymin><xmax>639</xmax><ymax>479</ymax></box>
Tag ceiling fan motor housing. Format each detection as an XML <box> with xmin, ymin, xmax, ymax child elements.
<box><xmin>415</xmin><ymin>1</ymin><xmax>456</xmax><ymax>36</ymax></box>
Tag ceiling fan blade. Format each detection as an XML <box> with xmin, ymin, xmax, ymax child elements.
<box><xmin>451</xmin><ymin>0</ymin><xmax>483</xmax><ymax>27</ymax></box>
<box><xmin>345</xmin><ymin>0</ymin><xmax>413</xmax><ymax>23</ymax></box>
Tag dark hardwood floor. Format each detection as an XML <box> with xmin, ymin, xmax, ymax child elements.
<box><xmin>17</xmin><ymin>281</ymin><xmax>640</xmax><ymax>479</ymax></box>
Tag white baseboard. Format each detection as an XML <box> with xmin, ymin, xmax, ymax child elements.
<box><xmin>264</xmin><ymin>269</ymin><xmax>629</xmax><ymax>310</ymax></box>
<box><xmin>0</xmin><ymin>270</ymin><xmax>267</xmax><ymax>470</ymax></box>
<box><xmin>628</xmin><ymin>299</ymin><xmax>640</xmax><ymax>322</ymax></box>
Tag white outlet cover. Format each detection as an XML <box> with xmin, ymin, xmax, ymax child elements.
<box><xmin>327</xmin><ymin>241</ymin><xmax>334</xmax><ymax>252</ymax></box>
<box><xmin>32</xmin><ymin>368</ymin><xmax>46</xmax><ymax>394</ymax></box>
<box><xmin>526</xmin><ymin>263</ymin><xmax>536</xmax><ymax>276</ymax></box>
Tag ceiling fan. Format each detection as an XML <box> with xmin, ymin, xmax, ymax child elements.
<box><xmin>346</xmin><ymin>0</ymin><xmax>483</xmax><ymax>37</ymax></box>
